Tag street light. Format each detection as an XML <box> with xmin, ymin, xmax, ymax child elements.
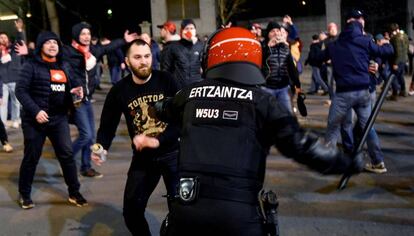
<box><xmin>0</xmin><ymin>14</ymin><xmax>19</xmax><ymax>21</ymax></box>
<box><xmin>26</xmin><ymin>12</ymin><xmax>32</xmax><ymax>18</ymax></box>
<box><xmin>107</xmin><ymin>8</ymin><xmax>113</xmax><ymax>19</ymax></box>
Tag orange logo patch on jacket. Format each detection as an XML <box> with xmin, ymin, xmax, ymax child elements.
<box><xmin>50</xmin><ymin>69</ymin><xmax>67</xmax><ymax>83</ymax></box>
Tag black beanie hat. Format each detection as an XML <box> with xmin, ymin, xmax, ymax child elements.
<box><xmin>265</xmin><ymin>21</ymin><xmax>281</xmax><ymax>35</ymax></box>
<box><xmin>35</xmin><ymin>31</ymin><xmax>62</xmax><ymax>55</ymax></box>
<box><xmin>71</xmin><ymin>22</ymin><xmax>92</xmax><ymax>43</ymax></box>
<box><xmin>181</xmin><ymin>19</ymin><xmax>196</xmax><ymax>29</ymax></box>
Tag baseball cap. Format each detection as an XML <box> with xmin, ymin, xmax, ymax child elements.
<box><xmin>156</xmin><ymin>21</ymin><xmax>176</xmax><ymax>34</ymax></box>
<box><xmin>346</xmin><ymin>9</ymin><xmax>365</xmax><ymax>20</ymax></box>
<box><xmin>375</xmin><ymin>34</ymin><xmax>384</xmax><ymax>41</ymax></box>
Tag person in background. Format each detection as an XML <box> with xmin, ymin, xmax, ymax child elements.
<box><xmin>0</xmin><ymin>19</ymin><xmax>26</xmax><ymax>129</ymax></box>
<box><xmin>63</xmin><ymin>22</ymin><xmax>138</xmax><ymax>178</ymax></box>
<box><xmin>160</xmin><ymin>18</ymin><xmax>204</xmax><ymax>88</ymax></box>
<box><xmin>262</xmin><ymin>21</ymin><xmax>301</xmax><ymax>114</ymax></box>
<box><xmin>101</xmin><ymin>36</ymin><xmax>125</xmax><ymax>85</ymax></box>
<box><xmin>248</xmin><ymin>22</ymin><xmax>265</xmax><ymax>43</ymax></box>
<box><xmin>388</xmin><ymin>23</ymin><xmax>409</xmax><ymax>100</ymax></box>
<box><xmin>320</xmin><ymin>10</ymin><xmax>393</xmax><ymax>174</ymax></box>
<box><xmin>305</xmin><ymin>33</ymin><xmax>329</xmax><ymax>95</ymax></box>
<box><xmin>0</xmin><ymin>74</ymin><xmax>13</xmax><ymax>152</ymax></box>
<box><xmin>16</xmin><ymin>31</ymin><xmax>87</xmax><ymax>209</ymax></box>
<box><xmin>140</xmin><ymin>32</ymin><xmax>161</xmax><ymax>70</ymax></box>
<box><xmin>322</xmin><ymin>22</ymin><xmax>339</xmax><ymax>104</ymax></box>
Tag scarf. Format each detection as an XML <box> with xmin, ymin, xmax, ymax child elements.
<box><xmin>71</xmin><ymin>40</ymin><xmax>96</xmax><ymax>71</ymax></box>
<box><xmin>0</xmin><ymin>44</ymin><xmax>11</xmax><ymax>64</ymax></box>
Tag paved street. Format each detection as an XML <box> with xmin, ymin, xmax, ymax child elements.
<box><xmin>0</xmin><ymin>69</ymin><xmax>413</xmax><ymax>236</ymax></box>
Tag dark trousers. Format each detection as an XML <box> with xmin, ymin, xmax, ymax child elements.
<box><xmin>18</xmin><ymin>115</ymin><xmax>80</xmax><ymax>198</ymax></box>
<box><xmin>166</xmin><ymin>198</ymin><xmax>265</xmax><ymax>236</ymax></box>
<box><xmin>0</xmin><ymin>118</ymin><xmax>8</xmax><ymax>144</ymax></box>
<box><xmin>123</xmin><ymin>151</ymin><xmax>178</xmax><ymax>236</ymax></box>
<box><xmin>391</xmin><ymin>62</ymin><xmax>406</xmax><ymax>93</ymax></box>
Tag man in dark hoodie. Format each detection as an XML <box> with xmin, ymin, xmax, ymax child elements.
<box><xmin>160</xmin><ymin>18</ymin><xmax>204</xmax><ymax>88</ymax></box>
<box><xmin>63</xmin><ymin>22</ymin><xmax>138</xmax><ymax>178</ymax></box>
<box><xmin>320</xmin><ymin>10</ymin><xmax>393</xmax><ymax>172</ymax></box>
<box><xmin>16</xmin><ymin>31</ymin><xmax>86</xmax><ymax>209</ymax></box>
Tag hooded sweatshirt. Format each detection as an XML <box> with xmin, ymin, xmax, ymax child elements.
<box><xmin>321</xmin><ymin>21</ymin><xmax>394</xmax><ymax>93</ymax></box>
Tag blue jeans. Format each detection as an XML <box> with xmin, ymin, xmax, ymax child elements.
<box><xmin>310</xmin><ymin>66</ymin><xmax>329</xmax><ymax>93</ymax></box>
<box><xmin>1</xmin><ymin>82</ymin><xmax>20</xmax><ymax>123</ymax></box>
<box><xmin>325</xmin><ymin>90</ymin><xmax>381</xmax><ymax>157</ymax></box>
<box><xmin>340</xmin><ymin>91</ymin><xmax>384</xmax><ymax>164</ymax></box>
<box><xmin>391</xmin><ymin>62</ymin><xmax>406</xmax><ymax>93</ymax></box>
<box><xmin>72</xmin><ymin>100</ymin><xmax>95</xmax><ymax>172</ymax></box>
<box><xmin>110</xmin><ymin>66</ymin><xmax>122</xmax><ymax>85</ymax></box>
<box><xmin>262</xmin><ymin>86</ymin><xmax>293</xmax><ymax>114</ymax></box>
<box><xmin>326</xmin><ymin>65</ymin><xmax>336</xmax><ymax>99</ymax></box>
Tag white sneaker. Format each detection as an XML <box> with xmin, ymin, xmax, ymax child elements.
<box><xmin>11</xmin><ymin>121</ymin><xmax>20</xmax><ymax>129</ymax></box>
<box><xmin>364</xmin><ymin>162</ymin><xmax>387</xmax><ymax>174</ymax></box>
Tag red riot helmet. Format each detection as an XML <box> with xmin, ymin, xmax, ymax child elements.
<box><xmin>203</xmin><ymin>27</ymin><xmax>265</xmax><ymax>85</ymax></box>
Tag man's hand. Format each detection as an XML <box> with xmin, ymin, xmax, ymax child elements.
<box><xmin>368</xmin><ymin>62</ymin><xmax>379</xmax><ymax>74</ymax></box>
<box><xmin>268</xmin><ymin>38</ymin><xmax>277</xmax><ymax>47</ymax></box>
<box><xmin>91</xmin><ymin>150</ymin><xmax>107</xmax><ymax>166</ymax></box>
<box><xmin>392</xmin><ymin>64</ymin><xmax>398</xmax><ymax>70</ymax></box>
<box><xmin>15</xmin><ymin>41</ymin><xmax>28</xmax><ymax>56</ymax></box>
<box><xmin>133</xmin><ymin>134</ymin><xmax>160</xmax><ymax>151</ymax></box>
<box><xmin>70</xmin><ymin>86</ymin><xmax>84</xmax><ymax>99</ymax></box>
<box><xmin>15</xmin><ymin>19</ymin><xmax>24</xmax><ymax>32</ymax></box>
<box><xmin>295</xmin><ymin>87</ymin><xmax>302</xmax><ymax>94</ymax></box>
<box><xmin>124</xmin><ymin>30</ymin><xmax>139</xmax><ymax>43</ymax></box>
<box><xmin>36</xmin><ymin>110</ymin><xmax>49</xmax><ymax>124</ymax></box>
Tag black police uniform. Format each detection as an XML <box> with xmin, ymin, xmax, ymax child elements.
<box><xmin>156</xmin><ymin>60</ymin><xmax>359</xmax><ymax>236</ymax></box>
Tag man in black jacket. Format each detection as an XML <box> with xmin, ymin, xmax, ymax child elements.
<box><xmin>16</xmin><ymin>31</ymin><xmax>87</xmax><ymax>209</ymax></box>
<box><xmin>91</xmin><ymin>39</ymin><xmax>180</xmax><ymax>236</ymax></box>
<box><xmin>160</xmin><ymin>18</ymin><xmax>204</xmax><ymax>88</ymax></box>
<box><xmin>262</xmin><ymin>21</ymin><xmax>301</xmax><ymax>114</ymax></box>
<box><xmin>63</xmin><ymin>22</ymin><xmax>138</xmax><ymax>178</ymax></box>
<box><xmin>156</xmin><ymin>27</ymin><xmax>363</xmax><ymax>236</ymax></box>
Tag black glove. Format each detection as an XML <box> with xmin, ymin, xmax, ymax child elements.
<box><xmin>346</xmin><ymin>152</ymin><xmax>364</xmax><ymax>174</ymax></box>
<box><xmin>297</xmin><ymin>92</ymin><xmax>307</xmax><ymax>117</ymax></box>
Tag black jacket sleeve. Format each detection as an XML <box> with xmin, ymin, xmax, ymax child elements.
<box><xmin>16</xmin><ymin>62</ymin><xmax>41</xmax><ymax>119</ymax></box>
<box><xmin>95</xmin><ymin>39</ymin><xmax>126</xmax><ymax>59</ymax></box>
<box><xmin>265</xmin><ymin>96</ymin><xmax>352</xmax><ymax>174</ymax></box>
<box><xmin>160</xmin><ymin>44</ymin><xmax>174</xmax><ymax>73</ymax></box>
<box><xmin>96</xmin><ymin>86</ymin><xmax>123</xmax><ymax>150</ymax></box>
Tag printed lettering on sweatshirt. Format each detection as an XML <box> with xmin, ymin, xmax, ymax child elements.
<box><xmin>189</xmin><ymin>86</ymin><xmax>253</xmax><ymax>100</ymax></box>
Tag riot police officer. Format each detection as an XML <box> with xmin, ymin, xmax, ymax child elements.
<box><xmin>156</xmin><ymin>27</ymin><xmax>363</xmax><ymax>236</ymax></box>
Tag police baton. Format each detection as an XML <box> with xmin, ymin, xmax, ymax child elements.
<box><xmin>337</xmin><ymin>74</ymin><xmax>395</xmax><ymax>190</ymax></box>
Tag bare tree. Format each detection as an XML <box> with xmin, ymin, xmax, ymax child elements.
<box><xmin>216</xmin><ymin>0</ymin><xmax>247</xmax><ymax>26</ymax></box>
